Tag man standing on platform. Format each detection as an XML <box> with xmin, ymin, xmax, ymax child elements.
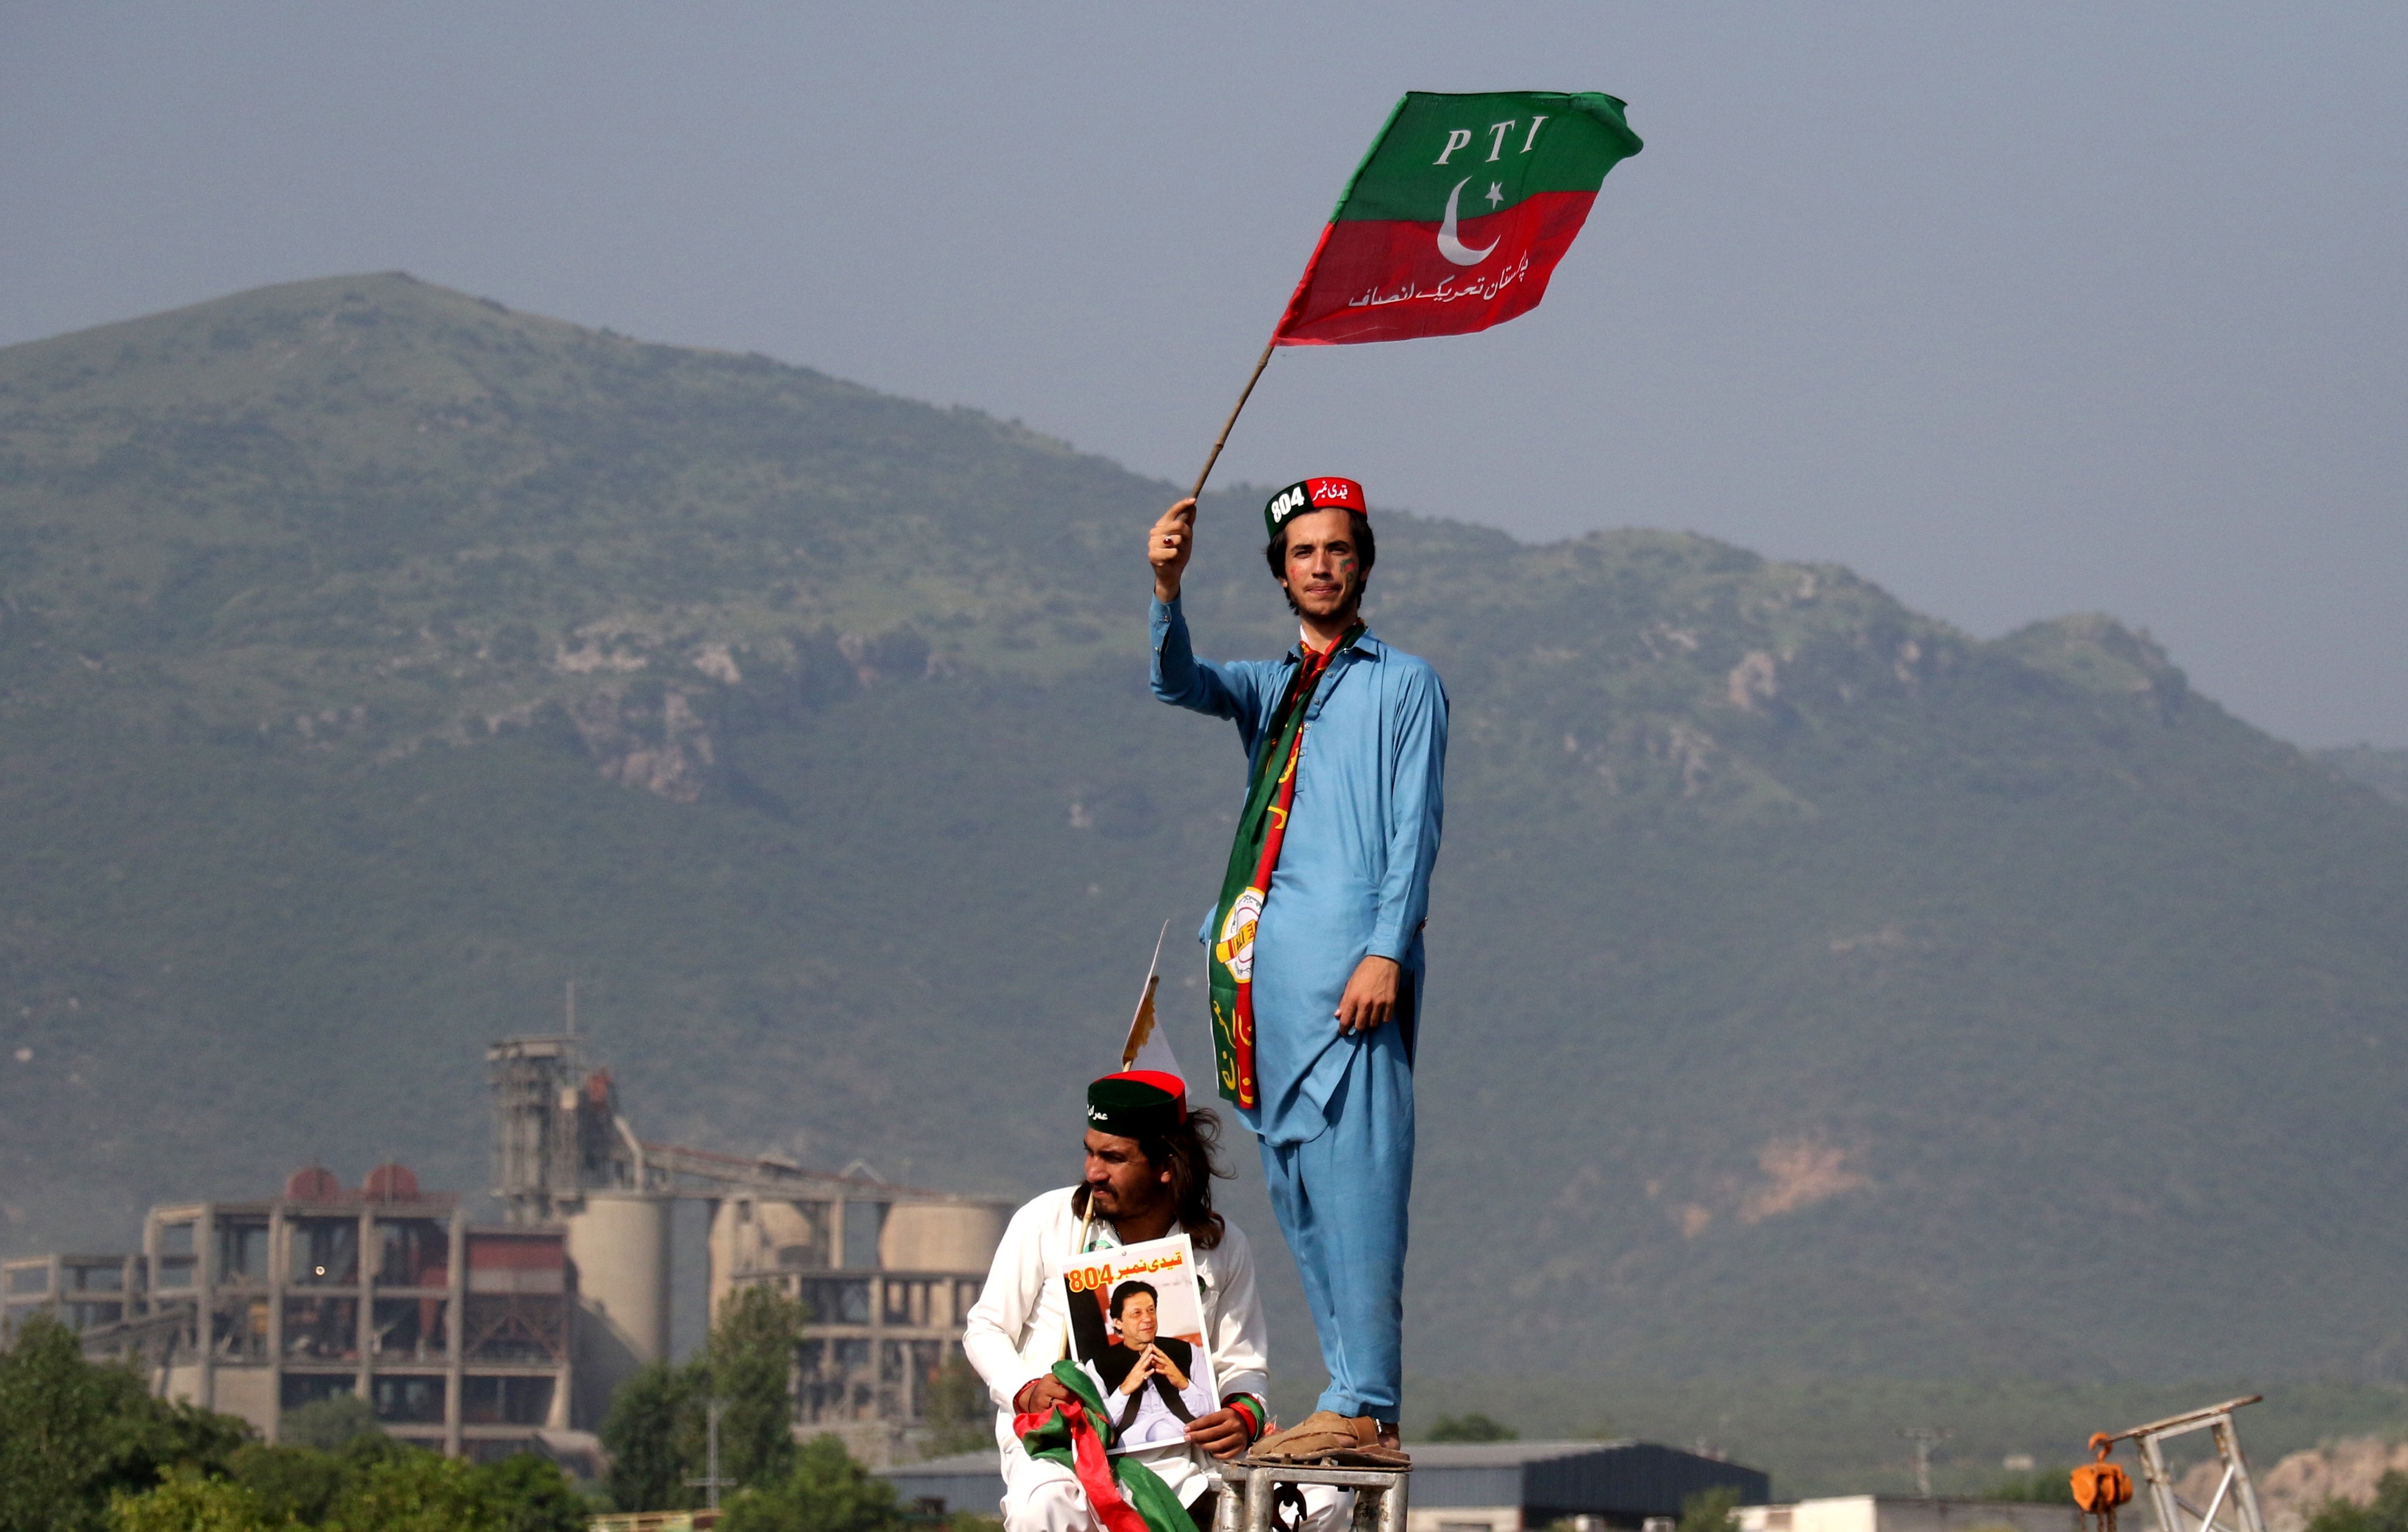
<box><xmin>1146</xmin><ymin>481</ymin><xmax>1446</xmax><ymax>1462</ymax></box>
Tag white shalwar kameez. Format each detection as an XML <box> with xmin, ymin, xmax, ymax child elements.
<box><xmin>962</xmin><ymin>1187</ymin><xmax>1346</xmax><ymax>1532</ymax></box>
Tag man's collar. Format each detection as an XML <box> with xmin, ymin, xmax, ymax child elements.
<box><xmin>1289</xmin><ymin>625</ymin><xmax>1381</xmax><ymax>662</ymax></box>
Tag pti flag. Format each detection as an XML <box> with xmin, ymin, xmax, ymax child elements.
<box><xmin>1274</xmin><ymin>91</ymin><xmax>1642</xmax><ymax>347</ymax></box>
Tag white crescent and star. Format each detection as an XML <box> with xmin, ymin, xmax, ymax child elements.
<box><xmin>1436</xmin><ymin>176</ymin><xmax>1500</xmax><ymax>267</ymax></box>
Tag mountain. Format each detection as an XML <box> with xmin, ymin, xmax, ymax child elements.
<box><xmin>2322</xmin><ymin>745</ymin><xmax>2408</xmax><ymax>806</ymax></box>
<box><xmin>6</xmin><ymin>276</ymin><xmax>2408</xmax><ymax>1477</ymax></box>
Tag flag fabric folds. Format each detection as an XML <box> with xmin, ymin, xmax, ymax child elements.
<box><xmin>1015</xmin><ymin>1361</ymin><xmax>1192</xmax><ymax>1532</ymax></box>
<box><xmin>1274</xmin><ymin>91</ymin><xmax>1642</xmax><ymax>347</ymax></box>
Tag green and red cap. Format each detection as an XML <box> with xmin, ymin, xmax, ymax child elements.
<box><xmin>1086</xmin><ymin>1070</ymin><xmax>1187</xmax><ymax>1138</ymax></box>
<box><xmin>1264</xmin><ymin>477</ymin><xmax>1368</xmax><ymax>537</ymax></box>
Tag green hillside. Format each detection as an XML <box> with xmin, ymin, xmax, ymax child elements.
<box><xmin>6</xmin><ymin>277</ymin><xmax>2408</xmax><ymax>1473</ymax></box>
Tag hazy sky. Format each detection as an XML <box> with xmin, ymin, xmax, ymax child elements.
<box><xmin>6</xmin><ymin>2</ymin><xmax>2403</xmax><ymax>746</ymax></box>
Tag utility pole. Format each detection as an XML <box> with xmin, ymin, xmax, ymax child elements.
<box><xmin>686</xmin><ymin>1398</ymin><xmax>740</xmax><ymax>1509</ymax></box>
<box><xmin>1899</xmin><ymin>1427</ymin><xmax>1953</xmax><ymax>1497</ymax></box>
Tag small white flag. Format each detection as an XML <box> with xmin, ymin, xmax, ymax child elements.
<box><xmin>1118</xmin><ymin>921</ymin><xmax>1188</xmax><ymax>1097</ymax></box>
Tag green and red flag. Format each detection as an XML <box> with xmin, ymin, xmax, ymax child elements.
<box><xmin>1273</xmin><ymin>91</ymin><xmax>1642</xmax><ymax>347</ymax></box>
<box><xmin>1015</xmin><ymin>1360</ymin><xmax>1190</xmax><ymax>1532</ymax></box>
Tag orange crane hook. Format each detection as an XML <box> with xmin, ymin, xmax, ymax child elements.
<box><xmin>2072</xmin><ymin>1433</ymin><xmax>2135</xmax><ymax>1532</ymax></box>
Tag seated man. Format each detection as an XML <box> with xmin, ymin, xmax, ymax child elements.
<box><xmin>965</xmin><ymin>1071</ymin><xmax>1330</xmax><ymax>1532</ymax></box>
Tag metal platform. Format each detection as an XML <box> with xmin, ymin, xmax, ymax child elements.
<box><xmin>1217</xmin><ymin>1458</ymin><xmax>1411</xmax><ymax>1532</ymax></box>
<box><xmin>2102</xmin><ymin>1394</ymin><xmax>2268</xmax><ymax>1532</ymax></box>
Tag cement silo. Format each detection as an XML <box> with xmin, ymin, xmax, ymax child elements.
<box><xmin>879</xmin><ymin>1198</ymin><xmax>1007</xmax><ymax>1272</ymax></box>
<box><xmin>563</xmin><ymin>1191</ymin><xmax>673</xmax><ymax>1428</ymax></box>
<box><xmin>484</xmin><ymin>1030</ymin><xmax>1012</xmax><ymax>1438</ymax></box>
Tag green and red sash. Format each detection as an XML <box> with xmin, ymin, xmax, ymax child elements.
<box><xmin>1208</xmin><ymin>627</ymin><xmax>1359</xmax><ymax>1110</ymax></box>
<box><xmin>1015</xmin><ymin>1360</ymin><xmax>1191</xmax><ymax>1532</ymax></box>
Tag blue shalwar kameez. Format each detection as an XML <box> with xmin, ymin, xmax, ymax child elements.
<box><xmin>1150</xmin><ymin>595</ymin><xmax>1447</xmax><ymax>1420</ymax></box>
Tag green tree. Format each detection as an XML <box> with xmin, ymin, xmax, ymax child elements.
<box><xmin>602</xmin><ymin>1358</ymin><xmax>704</xmax><ymax>1512</ymax></box>
<box><xmin>2306</xmin><ymin>1470</ymin><xmax>2408</xmax><ymax>1532</ymax></box>
<box><xmin>0</xmin><ymin>1317</ymin><xmax>252</xmax><ymax>1532</ymax></box>
<box><xmin>278</xmin><ymin>1394</ymin><xmax>382</xmax><ymax>1452</ymax></box>
<box><xmin>922</xmin><ymin>1351</ymin><xmax>993</xmax><ymax>1456</ymax></box>
<box><xmin>469</xmin><ymin>1453</ymin><xmax>592</xmax><ymax>1532</ymax></box>
<box><xmin>604</xmin><ymin>1287</ymin><xmax>807</xmax><ymax>1510</ymax></box>
<box><xmin>219</xmin><ymin>1437</ymin><xmax>584</xmax><ymax>1531</ymax></box>
<box><xmin>1426</xmin><ymin>1413</ymin><xmax>1519</xmax><ymax>1442</ymax></box>
<box><xmin>1679</xmin><ymin>1486</ymin><xmax>1743</xmax><ymax>1532</ymax></box>
<box><xmin>699</xmin><ymin>1285</ymin><xmax>807</xmax><ymax>1493</ymax></box>
<box><xmin>227</xmin><ymin>1445</ymin><xmax>347</xmax><ymax>1528</ymax></box>
<box><xmin>720</xmin><ymin>1434</ymin><xmax>904</xmax><ymax>1532</ymax></box>
<box><xmin>227</xmin><ymin>1436</ymin><xmax>407</xmax><ymax>1527</ymax></box>
<box><xmin>324</xmin><ymin>1449</ymin><xmax>505</xmax><ymax>1532</ymax></box>
<box><xmin>108</xmin><ymin>1470</ymin><xmax>300</xmax><ymax>1532</ymax></box>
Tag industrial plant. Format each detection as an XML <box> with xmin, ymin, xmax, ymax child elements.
<box><xmin>2</xmin><ymin>1161</ymin><xmax>574</xmax><ymax>1460</ymax></box>
<box><xmin>488</xmin><ymin>1029</ymin><xmax>1009</xmax><ymax>1454</ymax></box>
<box><xmin>1</xmin><ymin>1027</ymin><xmax>1009</xmax><ymax>1462</ymax></box>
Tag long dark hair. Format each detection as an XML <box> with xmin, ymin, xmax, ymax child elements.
<box><xmin>1073</xmin><ymin>1104</ymin><xmax>1233</xmax><ymax>1250</ymax></box>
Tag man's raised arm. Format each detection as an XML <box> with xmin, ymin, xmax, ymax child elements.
<box><xmin>1148</xmin><ymin>498</ymin><xmax>1268</xmax><ymax>729</ymax></box>
<box><xmin>1149</xmin><ymin>498</ymin><xmax>1196</xmax><ymax>604</ymax></box>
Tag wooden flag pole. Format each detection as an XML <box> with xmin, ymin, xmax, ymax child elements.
<box><xmin>1188</xmin><ymin>334</ymin><xmax>1279</xmax><ymax>502</ymax></box>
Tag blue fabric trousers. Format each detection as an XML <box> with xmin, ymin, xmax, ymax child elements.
<box><xmin>1255</xmin><ymin>1011</ymin><xmax>1415</xmax><ymax>1421</ymax></box>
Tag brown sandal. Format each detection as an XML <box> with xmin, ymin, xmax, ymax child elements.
<box><xmin>1249</xmin><ymin>1411</ymin><xmax>1412</xmax><ymax>1467</ymax></box>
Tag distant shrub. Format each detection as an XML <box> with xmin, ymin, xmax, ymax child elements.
<box><xmin>1982</xmin><ymin>1470</ymin><xmax>2076</xmax><ymax>1505</ymax></box>
<box><xmin>321</xmin><ymin>1450</ymin><xmax>501</xmax><ymax>1532</ymax></box>
<box><xmin>108</xmin><ymin>1470</ymin><xmax>298</xmax><ymax>1531</ymax></box>
<box><xmin>2307</xmin><ymin>1470</ymin><xmax>2408</xmax><ymax>1532</ymax></box>
<box><xmin>923</xmin><ymin>1351</ymin><xmax>995</xmax><ymax>1456</ymax></box>
<box><xmin>1679</xmin><ymin>1486</ymin><xmax>1743</xmax><ymax>1532</ymax></box>
<box><xmin>278</xmin><ymin>1394</ymin><xmax>382</xmax><ymax>1452</ymax></box>
<box><xmin>719</xmin><ymin>1434</ymin><xmax>903</xmax><ymax>1532</ymax></box>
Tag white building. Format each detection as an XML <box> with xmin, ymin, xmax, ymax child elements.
<box><xmin>1740</xmin><ymin>1497</ymin><xmax>2083</xmax><ymax>1532</ymax></box>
